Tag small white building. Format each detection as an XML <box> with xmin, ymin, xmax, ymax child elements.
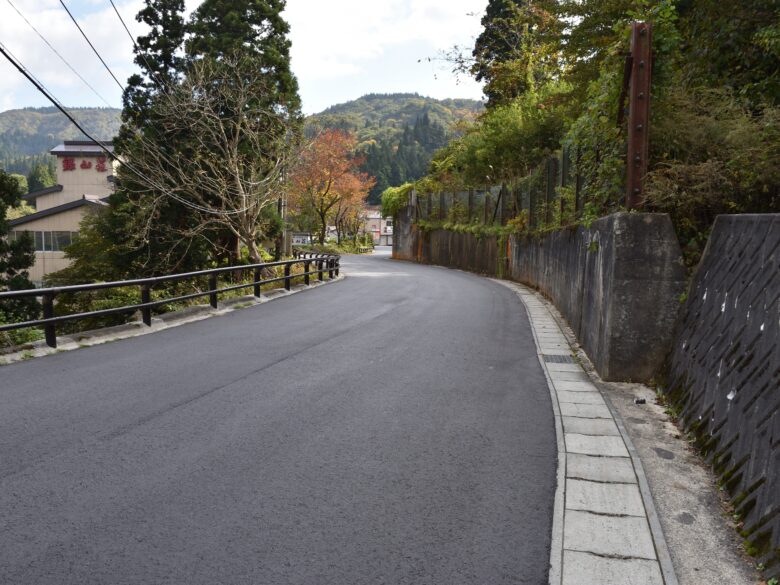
<box><xmin>363</xmin><ymin>205</ymin><xmax>393</xmax><ymax>246</ymax></box>
<box><xmin>8</xmin><ymin>141</ymin><xmax>115</xmax><ymax>284</ymax></box>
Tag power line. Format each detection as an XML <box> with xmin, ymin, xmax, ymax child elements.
<box><xmin>108</xmin><ymin>0</ymin><xmax>163</xmax><ymax>88</ymax></box>
<box><xmin>0</xmin><ymin>40</ymin><xmax>260</xmax><ymax>217</ymax></box>
<box><xmin>106</xmin><ymin>1</ymin><xmax>288</xmax><ymax>196</ymax></box>
<box><xmin>58</xmin><ymin>0</ymin><xmax>124</xmax><ymax>92</ymax></box>
<box><xmin>4</xmin><ymin>0</ymin><xmax>113</xmax><ymax>108</ymax></box>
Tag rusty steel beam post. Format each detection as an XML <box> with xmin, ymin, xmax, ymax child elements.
<box><xmin>626</xmin><ymin>22</ymin><xmax>652</xmax><ymax>210</ymax></box>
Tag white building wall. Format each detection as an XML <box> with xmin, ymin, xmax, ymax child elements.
<box><xmin>10</xmin><ymin>207</ymin><xmax>91</xmax><ymax>284</ymax></box>
<box><xmin>37</xmin><ymin>156</ymin><xmax>114</xmax><ymax>211</ymax></box>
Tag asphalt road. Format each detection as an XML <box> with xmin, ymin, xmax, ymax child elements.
<box><xmin>0</xmin><ymin>248</ymin><xmax>556</xmax><ymax>585</ymax></box>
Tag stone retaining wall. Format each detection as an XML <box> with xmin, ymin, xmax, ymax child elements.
<box><xmin>665</xmin><ymin>214</ymin><xmax>780</xmax><ymax>575</ymax></box>
<box><xmin>393</xmin><ymin>211</ymin><xmax>687</xmax><ymax>382</ymax></box>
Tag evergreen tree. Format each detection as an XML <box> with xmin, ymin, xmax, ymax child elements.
<box><xmin>0</xmin><ymin>169</ymin><xmax>37</xmax><ymax>321</ymax></box>
<box><xmin>187</xmin><ymin>0</ymin><xmax>301</xmax><ymax>120</ymax></box>
<box><xmin>121</xmin><ymin>0</ymin><xmax>186</xmax><ymax>134</ymax></box>
<box><xmin>27</xmin><ymin>163</ymin><xmax>56</xmax><ymax>193</ymax></box>
<box><xmin>360</xmin><ymin>112</ymin><xmax>452</xmax><ymax>204</ymax></box>
<box><xmin>472</xmin><ymin>0</ymin><xmax>562</xmax><ymax>106</ymax></box>
<box><xmin>52</xmin><ymin>0</ymin><xmax>212</xmax><ymax>282</ymax></box>
<box><xmin>8</xmin><ymin>174</ymin><xmax>27</xmax><ymax>196</ymax></box>
<box><xmin>109</xmin><ymin>0</ymin><xmax>212</xmax><ymax>277</ymax></box>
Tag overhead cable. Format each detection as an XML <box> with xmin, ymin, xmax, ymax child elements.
<box><xmin>4</xmin><ymin>0</ymin><xmax>113</xmax><ymax>108</ymax></box>
<box><xmin>58</xmin><ymin>0</ymin><xmax>125</xmax><ymax>91</ymax></box>
<box><xmin>0</xmin><ymin>40</ymin><xmax>260</xmax><ymax>217</ymax></box>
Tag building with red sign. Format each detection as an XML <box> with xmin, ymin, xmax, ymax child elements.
<box><xmin>7</xmin><ymin>141</ymin><xmax>115</xmax><ymax>284</ymax></box>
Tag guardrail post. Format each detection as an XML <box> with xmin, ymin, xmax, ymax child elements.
<box><xmin>328</xmin><ymin>259</ymin><xmax>334</xmax><ymax>279</ymax></box>
<box><xmin>304</xmin><ymin>261</ymin><xmax>310</xmax><ymax>285</ymax></box>
<box><xmin>284</xmin><ymin>263</ymin><xmax>291</xmax><ymax>291</ymax></box>
<box><xmin>253</xmin><ymin>268</ymin><xmax>261</xmax><ymax>298</ymax></box>
<box><xmin>140</xmin><ymin>285</ymin><xmax>152</xmax><ymax>326</ymax></box>
<box><xmin>42</xmin><ymin>292</ymin><xmax>56</xmax><ymax>348</ymax></box>
<box><xmin>208</xmin><ymin>274</ymin><xmax>218</xmax><ymax>308</ymax></box>
<box><xmin>318</xmin><ymin>259</ymin><xmax>324</xmax><ymax>281</ymax></box>
<box><xmin>335</xmin><ymin>258</ymin><xmax>340</xmax><ymax>277</ymax></box>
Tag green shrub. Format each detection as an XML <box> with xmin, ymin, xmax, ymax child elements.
<box><xmin>381</xmin><ymin>183</ymin><xmax>414</xmax><ymax>217</ymax></box>
<box><xmin>0</xmin><ymin>310</ymin><xmax>44</xmax><ymax>350</ymax></box>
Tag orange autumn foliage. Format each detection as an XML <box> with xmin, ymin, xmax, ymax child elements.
<box><xmin>287</xmin><ymin>129</ymin><xmax>375</xmax><ymax>244</ymax></box>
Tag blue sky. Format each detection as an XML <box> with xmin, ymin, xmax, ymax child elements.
<box><xmin>0</xmin><ymin>0</ymin><xmax>486</xmax><ymax>114</ymax></box>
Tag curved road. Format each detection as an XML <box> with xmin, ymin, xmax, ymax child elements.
<box><xmin>0</xmin><ymin>249</ymin><xmax>556</xmax><ymax>585</ymax></box>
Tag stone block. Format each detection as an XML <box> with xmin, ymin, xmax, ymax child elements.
<box><xmin>562</xmin><ymin>417</ymin><xmax>619</xmax><ymax>437</ymax></box>
<box><xmin>566</xmin><ymin>453</ymin><xmax>636</xmax><ymax>483</ymax></box>
<box><xmin>566</xmin><ymin>479</ymin><xmax>645</xmax><ymax>516</ymax></box>
<box><xmin>565</xmin><ymin>433</ymin><xmax>629</xmax><ymax>457</ymax></box>
<box><xmin>562</xmin><ymin>550</ymin><xmax>663</xmax><ymax>585</ymax></box>
<box><xmin>564</xmin><ymin>510</ymin><xmax>656</xmax><ymax>559</ymax></box>
<box><xmin>558</xmin><ymin>403</ymin><xmax>612</xmax><ymax>419</ymax></box>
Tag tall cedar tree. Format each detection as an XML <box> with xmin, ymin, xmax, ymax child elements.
<box><xmin>472</xmin><ymin>0</ymin><xmax>563</xmax><ymax>107</ymax></box>
<box><xmin>187</xmin><ymin>0</ymin><xmax>302</xmax><ymax>120</ymax></box>
<box><xmin>95</xmin><ymin>0</ymin><xmax>213</xmax><ymax>279</ymax></box>
<box><xmin>0</xmin><ymin>169</ymin><xmax>38</xmax><ymax>321</ymax></box>
<box><xmin>187</xmin><ymin>0</ymin><xmax>302</xmax><ymax>258</ymax></box>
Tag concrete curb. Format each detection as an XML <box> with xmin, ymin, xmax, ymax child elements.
<box><xmin>601</xmin><ymin>392</ymin><xmax>680</xmax><ymax>585</ymax></box>
<box><xmin>493</xmin><ymin>279</ymin><xmax>678</xmax><ymax>585</ymax></box>
<box><xmin>0</xmin><ymin>275</ymin><xmax>346</xmax><ymax>365</ymax></box>
<box><xmin>520</xmin><ymin>287</ymin><xmax>567</xmax><ymax>585</ymax></box>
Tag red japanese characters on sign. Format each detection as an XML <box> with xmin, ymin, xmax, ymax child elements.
<box><xmin>96</xmin><ymin>157</ymin><xmax>107</xmax><ymax>172</ymax></box>
<box><xmin>80</xmin><ymin>160</ymin><xmax>93</xmax><ymax>170</ymax></box>
<box><xmin>62</xmin><ymin>157</ymin><xmax>76</xmax><ymax>171</ymax></box>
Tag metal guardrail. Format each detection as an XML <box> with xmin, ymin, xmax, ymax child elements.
<box><xmin>0</xmin><ymin>254</ymin><xmax>340</xmax><ymax>349</ymax></box>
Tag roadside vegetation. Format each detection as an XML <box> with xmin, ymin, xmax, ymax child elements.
<box><xmin>1</xmin><ymin>0</ymin><xmax>359</xmax><ymax>345</ymax></box>
<box><xmin>0</xmin><ymin>167</ymin><xmax>40</xmax><ymax>347</ymax></box>
<box><xmin>383</xmin><ymin>0</ymin><xmax>780</xmax><ymax>267</ymax></box>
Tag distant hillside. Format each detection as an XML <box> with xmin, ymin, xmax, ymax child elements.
<box><xmin>0</xmin><ymin>95</ymin><xmax>483</xmax><ymax>202</ymax></box>
<box><xmin>307</xmin><ymin>93</ymin><xmax>483</xmax><ymax>144</ymax></box>
<box><xmin>0</xmin><ymin>107</ymin><xmax>121</xmax><ymax>174</ymax></box>
<box><xmin>307</xmin><ymin>93</ymin><xmax>484</xmax><ymax>203</ymax></box>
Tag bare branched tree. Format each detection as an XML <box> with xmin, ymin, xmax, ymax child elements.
<box><xmin>120</xmin><ymin>54</ymin><xmax>295</xmax><ymax>263</ymax></box>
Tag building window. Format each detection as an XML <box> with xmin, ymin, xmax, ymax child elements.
<box><xmin>10</xmin><ymin>231</ymin><xmax>77</xmax><ymax>252</ymax></box>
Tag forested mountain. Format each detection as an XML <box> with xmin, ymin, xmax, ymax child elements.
<box><xmin>0</xmin><ymin>107</ymin><xmax>121</xmax><ymax>175</ymax></box>
<box><xmin>0</xmin><ymin>95</ymin><xmax>483</xmax><ymax>201</ymax></box>
<box><xmin>307</xmin><ymin>94</ymin><xmax>483</xmax><ymax>202</ymax></box>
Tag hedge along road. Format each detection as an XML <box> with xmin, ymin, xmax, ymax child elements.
<box><xmin>0</xmin><ymin>248</ymin><xmax>556</xmax><ymax>585</ymax></box>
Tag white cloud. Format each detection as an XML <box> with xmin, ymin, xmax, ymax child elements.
<box><xmin>0</xmin><ymin>0</ymin><xmax>141</xmax><ymax>108</ymax></box>
<box><xmin>284</xmin><ymin>0</ymin><xmax>483</xmax><ymax>78</ymax></box>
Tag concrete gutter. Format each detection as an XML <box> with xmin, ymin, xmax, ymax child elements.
<box><xmin>0</xmin><ymin>276</ymin><xmax>345</xmax><ymax>366</ymax></box>
<box><xmin>495</xmin><ymin>279</ymin><xmax>678</xmax><ymax>585</ymax></box>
